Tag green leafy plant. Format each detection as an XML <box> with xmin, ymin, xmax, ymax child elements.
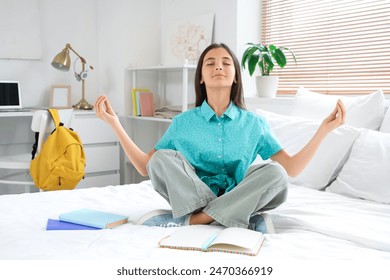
<box><xmin>241</xmin><ymin>43</ymin><xmax>297</xmax><ymax>76</ymax></box>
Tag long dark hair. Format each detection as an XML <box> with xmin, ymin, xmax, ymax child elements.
<box><xmin>194</xmin><ymin>43</ymin><xmax>246</xmax><ymax>109</ymax></box>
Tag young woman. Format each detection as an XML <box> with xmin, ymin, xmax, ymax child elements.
<box><xmin>95</xmin><ymin>43</ymin><xmax>346</xmax><ymax>233</ymax></box>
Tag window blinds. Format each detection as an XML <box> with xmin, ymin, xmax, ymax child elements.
<box><xmin>262</xmin><ymin>0</ymin><xmax>390</xmax><ymax>95</ymax></box>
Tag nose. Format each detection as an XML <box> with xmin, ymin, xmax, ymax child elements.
<box><xmin>215</xmin><ymin>60</ymin><xmax>223</xmax><ymax>70</ymax></box>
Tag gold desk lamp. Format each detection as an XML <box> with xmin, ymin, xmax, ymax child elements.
<box><xmin>51</xmin><ymin>43</ymin><xmax>94</xmax><ymax>110</ymax></box>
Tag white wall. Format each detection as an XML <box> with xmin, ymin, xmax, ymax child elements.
<box><xmin>0</xmin><ymin>0</ymin><xmax>261</xmax><ymax>113</ymax></box>
<box><xmin>97</xmin><ymin>0</ymin><xmax>261</xmax><ymax>114</ymax></box>
<box><xmin>96</xmin><ymin>0</ymin><xmax>161</xmax><ymax>115</ymax></box>
<box><xmin>159</xmin><ymin>0</ymin><xmax>261</xmax><ymax>103</ymax></box>
<box><xmin>160</xmin><ymin>0</ymin><xmax>238</xmax><ymax>54</ymax></box>
<box><xmin>237</xmin><ymin>0</ymin><xmax>261</xmax><ymax>96</ymax></box>
<box><xmin>0</xmin><ymin>0</ymin><xmax>261</xmax><ymax>190</ymax></box>
<box><xmin>0</xmin><ymin>0</ymin><xmax>99</xmax><ymax>108</ymax></box>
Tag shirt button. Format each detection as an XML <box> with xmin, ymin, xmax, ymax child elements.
<box><xmin>218</xmin><ymin>138</ymin><xmax>222</xmax><ymax>142</ymax></box>
<box><xmin>218</xmin><ymin>123</ymin><xmax>221</xmax><ymax>126</ymax></box>
<box><xmin>221</xmin><ymin>168</ymin><xmax>225</xmax><ymax>172</ymax></box>
<box><xmin>217</xmin><ymin>155</ymin><xmax>222</xmax><ymax>159</ymax></box>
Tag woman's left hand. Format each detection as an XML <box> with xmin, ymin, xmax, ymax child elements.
<box><xmin>319</xmin><ymin>99</ymin><xmax>346</xmax><ymax>134</ymax></box>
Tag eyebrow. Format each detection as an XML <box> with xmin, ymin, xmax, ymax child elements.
<box><xmin>204</xmin><ymin>57</ymin><xmax>232</xmax><ymax>62</ymax></box>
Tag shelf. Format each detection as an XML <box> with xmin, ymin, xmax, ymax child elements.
<box><xmin>124</xmin><ymin>64</ymin><xmax>194</xmax><ymax>184</ymax></box>
<box><xmin>0</xmin><ymin>111</ymin><xmax>34</xmax><ymax>117</ymax></box>
<box><xmin>127</xmin><ymin>115</ymin><xmax>172</xmax><ymax>123</ymax></box>
<box><xmin>0</xmin><ymin>109</ymin><xmax>96</xmax><ymax>118</ymax></box>
<box><xmin>128</xmin><ymin>64</ymin><xmax>195</xmax><ymax>113</ymax></box>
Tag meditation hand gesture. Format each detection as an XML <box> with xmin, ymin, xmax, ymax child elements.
<box><xmin>319</xmin><ymin>100</ymin><xmax>346</xmax><ymax>134</ymax></box>
<box><xmin>94</xmin><ymin>96</ymin><xmax>120</xmax><ymax>127</ymax></box>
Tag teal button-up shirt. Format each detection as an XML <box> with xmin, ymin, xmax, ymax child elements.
<box><xmin>155</xmin><ymin>101</ymin><xmax>282</xmax><ymax>195</ymax></box>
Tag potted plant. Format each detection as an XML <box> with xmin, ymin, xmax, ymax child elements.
<box><xmin>241</xmin><ymin>43</ymin><xmax>296</xmax><ymax>97</ymax></box>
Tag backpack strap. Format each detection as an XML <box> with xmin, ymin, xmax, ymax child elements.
<box><xmin>31</xmin><ymin>132</ymin><xmax>39</xmax><ymax>160</ymax></box>
<box><xmin>48</xmin><ymin>109</ymin><xmax>61</xmax><ymax>128</ymax></box>
<box><xmin>31</xmin><ymin>109</ymin><xmax>61</xmax><ymax>159</ymax></box>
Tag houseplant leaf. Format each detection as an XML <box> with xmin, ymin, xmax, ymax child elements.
<box><xmin>248</xmin><ymin>54</ymin><xmax>259</xmax><ymax>76</ymax></box>
<box><xmin>272</xmin><ymin>49</ymin><xmax>287</xmax><ymax>68</ymax></box>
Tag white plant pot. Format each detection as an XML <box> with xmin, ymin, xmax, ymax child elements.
<box><xmin>255</xmin><ymin>76</ymin><xmax>279</xmax><ymax>98</ymax></box>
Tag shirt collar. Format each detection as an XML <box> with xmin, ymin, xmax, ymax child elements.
<box><xmin>200</xmin><ymin>100</ymin><xmax>239</xmax><ymax>121</ymax></box>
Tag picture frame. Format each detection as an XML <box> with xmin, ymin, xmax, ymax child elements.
<box><xmin>162</xmin><ymin>13</ymin><xmax>214</xmax><ymax>65</ymax></box>
<box><xmin>50</xmin><ymin>85</ymin><xmax>71</xmax><ymax>109</ymax></box>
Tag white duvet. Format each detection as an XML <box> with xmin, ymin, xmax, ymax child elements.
<box><xmin>0</xmin><ymin>181</ymin><xmax>389</xmax><ymax>260</ymax></box>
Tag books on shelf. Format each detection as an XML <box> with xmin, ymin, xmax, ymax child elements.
<box><xmin>131</xmin><ymin>88</ymin><xmax>155</xmax><ymax>117</ymax></box>
<box><xmin>159</xmin><ymin>225</ymin><xmax>265</xmax><ymax>256</ymax></box>
<box><xmin>58</xmin><ymin>208</ymin><xmax>128</xmax><ymax>229</ymax></box>
<box><xmin>139</xmin><ymin>92</ymin><xmax>155</xmax><ymax>117</ymax></box>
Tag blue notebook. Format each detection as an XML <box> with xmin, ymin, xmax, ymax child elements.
<box><xmin>46</xmin><ymin>219</ymin><xmax>100</xmax><ymax>230</ymax></box>
<box><xmin>59</xmin><ymin>208</ymin><xmax>128</xmax><ymax>229</ymax></box>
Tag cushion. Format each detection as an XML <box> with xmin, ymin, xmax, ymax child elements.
<box><xmin>380</xmin><ymin>106</ymin><xmax>390</xmax><ymax>133</ymax></box>
<box><xmin>326</xmin><ymin>129</ymin><xmax>390</xmax><ymax>203</ymax></box>
<box><xmin>256</xmin><ymin>109</ymin><xmax>361</xmax><ymax>189</ymax></box>
<box><xmin>291</xmin><ymin>87</ymin><xmax>385</xmax><ymax>130</ymax></box>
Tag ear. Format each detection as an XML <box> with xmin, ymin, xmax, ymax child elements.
<box><xmin>200</xmin><ymin>77</ymin><xmax>204</xmax><ymax>84</ymax></box>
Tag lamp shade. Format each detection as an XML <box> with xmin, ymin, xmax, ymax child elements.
<box><xmin>51</xmin><ymin>47</ymin><xmax>71</xmax><ymax>71</ymax></box>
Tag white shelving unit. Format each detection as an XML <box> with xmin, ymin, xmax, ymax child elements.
<box><xmin>126</xmin><ymin>64</ymin><xmax>196</xmax><ymax>121</ymax></box>
<box><xmin>124</xmin><ymin>64</ymin><xmax>196</xmax><ymax>183</ymax></box>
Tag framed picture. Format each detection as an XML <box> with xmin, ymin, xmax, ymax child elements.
<box><xmin>162</xmin><ymin>13</ymin><xmax>214</xmax><ymax>65</ymax></box>
<box><xmin>50</xmin><ymin>85</ymin><xmax>71</xmax><ymax>109</ymax></box>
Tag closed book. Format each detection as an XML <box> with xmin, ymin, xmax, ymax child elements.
<box><xmin>139</xmin><ymin>92</ymin><xmax>155</xmax><ymax>117</ymax></box>
<box><xmin>59</xmin><ymin>208</ymin><xmax>128</xmax><ymax>229</ymax></box>
<box><xmin>46</xmin><ymin>219</ymin><xmax>100</xmax><ymax>230</ymax></box>
<box><xmin>131</xmin><ymin>88</ymin><xmax>149</xmax><ymax>116</ymax></box>
<box><xmin>135</xmin><ymin>91</ymin><xmax>141</xmax><ymax>116</ymax></box>
<box><xmin>159</xmin><ymin>225</ymin><xmax>265</xmax><ymax>256</ymax></box>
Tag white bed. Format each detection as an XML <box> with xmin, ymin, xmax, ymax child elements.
<box><xmin>1</xmin><ymin>90</ymin><xmax>390</xmax><ymax>262</ymax></box>
<box><xmin>0</xmin><ymin>180</ymin><xmax>389</xmax><ymax>260</ymax></box>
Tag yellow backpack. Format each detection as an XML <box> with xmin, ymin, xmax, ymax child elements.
<box><xmin>30</xmin><ymin>109</ymin><xmax>86</xmax><ymax>191</ymax></box>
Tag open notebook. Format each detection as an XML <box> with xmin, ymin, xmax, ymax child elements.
<box><xmin>159</xmin><ymin>225</ymin><xmax>265</xmax><ymax>256</ymax></box>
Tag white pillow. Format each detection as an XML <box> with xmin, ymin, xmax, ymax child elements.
<box><xmin>291</xmin><ymin>87</ymin><xmax>385</xmax><ymax>130</ymax></box>
<box><xmin>326</xmin><ymin>130</ymin><xmax>390</xmax><ymax>203</ymax></box>
<box><xmin>380</xmin><ymin>106</ymin><xmax>390</xmax><ymax>133</ymax></box>
<box><xmin>256</xmin><ymin>109</ymin><xmax>361</xmax><ymax>189</ymax></box>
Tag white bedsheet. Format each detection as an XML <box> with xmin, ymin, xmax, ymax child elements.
<box><xmin>0</xmin><ymin>181</ymin><xmax>389</xmax><ymax>260</ymax></box>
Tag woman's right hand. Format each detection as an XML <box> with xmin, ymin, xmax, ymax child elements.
<box><xmin>94</xmin><ymin>96</ymin><xmax>120</xmax><ymax>127</ymax></box>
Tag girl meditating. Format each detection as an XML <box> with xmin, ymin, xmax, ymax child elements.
<box><xmin>95</xmin><ymin>43</ymin><xmax>345</xmax><ymax>233</ymax></box>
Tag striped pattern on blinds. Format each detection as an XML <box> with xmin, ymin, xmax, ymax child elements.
<box><xmin>262</xmin><ymin>0</ymin><xmax>390</xmax><ymax>95</ymax></box>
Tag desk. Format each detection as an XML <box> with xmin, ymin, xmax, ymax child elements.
<box><xmin>0</xmin><ymin>110</ymin><xmax>120</xmax><ymax>194</ymax></box>
<box><xmin>0</xmin><ymin>111</ymin><xmax>34</xmax><ymax>117</ymax></box>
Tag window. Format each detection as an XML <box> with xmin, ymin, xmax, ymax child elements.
<box><xmin>262</xmin><ymin>0</ymin><xmax>390</xmax><ymax>95</ymax></box>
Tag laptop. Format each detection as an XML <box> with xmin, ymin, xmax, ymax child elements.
<box><xmin>0</xmin><ymin>81</ymin><xmax>30</xmax><ymax>112</ymax></box>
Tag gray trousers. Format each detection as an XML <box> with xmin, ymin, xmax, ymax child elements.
<box><xmin>147</xmin><ymin>149</ymin><xmax>288</xmax><ymax>228</ymax></box>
